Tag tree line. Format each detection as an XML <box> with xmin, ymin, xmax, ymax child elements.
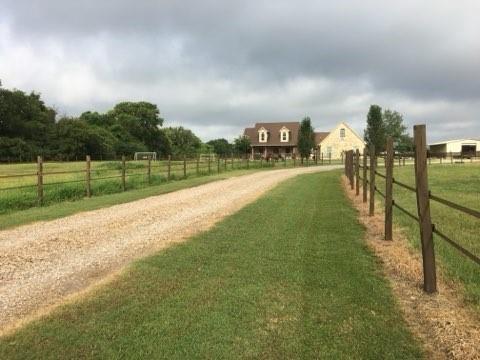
<box><xmin>0</xmin><ymin>83</ymin><xmax>250</xmax><ymax>162</ymax></box>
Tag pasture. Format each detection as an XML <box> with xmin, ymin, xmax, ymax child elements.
<box><xmin>374</xmin><ymin>163</ymin><xmax>480</xmax><ymax>309</ymax></box>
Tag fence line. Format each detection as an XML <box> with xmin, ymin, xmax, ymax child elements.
<box><xmin>346</xmin><ymin>125</ymin><xmax>479</xmax><ymax>294</ymax></box>
<box><xmin>1</xmin><ymin>154</ymin><xmax>336</xmax><ymax>209</ymax></box>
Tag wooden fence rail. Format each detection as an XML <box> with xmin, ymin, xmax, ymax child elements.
<box><xmin>346</xmin><ymin>124</ymin><xmax>480</xmax><ymax>294</ymax></box>
<box><xmin>1</xmin><ymin>155</ymin><xmax>338</xmax><ymax>209</ymax></box>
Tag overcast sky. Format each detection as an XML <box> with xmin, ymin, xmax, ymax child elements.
<box><xmin>1</xmin><ymin>0</ymin><xmax>479</xmax><ymax>142</ymax></box>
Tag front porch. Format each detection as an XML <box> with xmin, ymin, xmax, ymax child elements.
<box><xmin>251</xmin><ymin>146</ymin><xmax>296</xmax><ymax>160</ymax></box>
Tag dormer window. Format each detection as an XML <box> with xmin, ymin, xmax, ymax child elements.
<box><xmin>280</xmin><ymin>127</ymin><xmax>289</xmax><ymax>142</ymax></box>
<box><xmin>340</xmin><ymin>128</ymin><xmax>345</xmax><ymax>139</ymax></box>
<box><xmin>258</xmin><ymin>127</ymin><xmax>268</xmax><ymax>143</ymax></box>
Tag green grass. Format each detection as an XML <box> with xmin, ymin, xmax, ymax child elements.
<box><xmin>374</xmin><ymin>163</ymin><xmax>480</xmax><ymax>310</ymax></box>
<box><xmin>0</xmin><ymin>168</ymin><xmax>268</xmax><ymax>230</ymax></box>
<box><xmin>0</xmin><ymin>171</ymin><xmax>423</xmax><ymax>359</ymax></box>
<box><xmin>0</xmin><ymin>158</ymin><xmax>340</xmax><ymax>214</ymax></box>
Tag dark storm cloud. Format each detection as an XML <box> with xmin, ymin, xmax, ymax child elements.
<box><xmin>1</xmin><ymin>0</ymin><xmax>479</xmax><ymax>141</ymax></box>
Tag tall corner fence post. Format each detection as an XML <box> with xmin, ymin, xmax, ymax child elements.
<box><xmin>86</xmin><ymin>155</ymin><xmax>91</xmax><ymax>197</ymax></box>
<box><xmin>355</xmin><ymin>149</ymin><xmax>360</xmax><ymax>196</ymax></box>
<box><xmin>167</xmin><ymin>155</ymin><xmax>171</xmax><ymax>181</ymax></box>
<box><xmin>384</xmin><ymin>137</ymin><xmax>394</xmax><ymax>240</ymax></box>
<box><xmin>362</xmin><ymin>147</ymin><xmax>367</xmax><ymax>203</ymax></box>
<box><xmin>183</xmin><ymin>155</ymin><xmax>187</xmax><ymax>179</ymax></box>
<box><xmin>413</xmin><ymin>124</ymin><xmax>437</xmax><ymax>294</ymax></box>
<box><xmin>148</xmin><ymin>157</ymin><xmax>152</xmax><ymax>184</ymax></box>
<box><xmin>121</xmin><ymin>155</ymin><xmax>126</xmax><ymax>191</ymax></box>
<box><xmin>37</xmin><ymin>155</ymin><xmax>44</xmax><ymax>206</ymax></box>
<box><xmin>369</xmin><ymin>145</ymin><xmax>375</xmax><ymax>216</ymax></box>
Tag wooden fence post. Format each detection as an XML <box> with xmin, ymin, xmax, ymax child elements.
<box><xmin>355</xmin><ymin>149</ymin><xmax>360</xmax><ymax>196</ymax></box>
<box><xmin>86</xmin><ymin>155</ymin><xmax>91</xmax><ymax>197</ymax></box>
<box><xmin>217</xmin><ymin>157</ymin><xmax>220</xmax><ymax>173</ymax></box>
<box><xmin>362</xmin><ymin>147</ymin><xmax>367</xmax><ymax>203</ymax></box>
<box><xmin>329</xmin><ymin>152</ymin><xmax>331</xmax><ymax>165</ymax></box>
<box><xmin>414</xmin><ymin>125</ymin><xmax>437</xmax><ymax>293</ymax></box>
<box><xmin>148</xmin><ymin>157</ymin><xmax>152</xmax><ymax>184</ymax></box>
<box><xmin>196</xmin><ymin>155</ymin><xmax>200</xmax><ymax>176</ymax></box>
<box><xmin>167</xmin><ymin>155</ymin><xmax>171</xmax><ymax>181</ymax></box>
<box><xmin>369</xmin><ymin>146</ymin><xmax>375</xmax><ymax>216</ymax></box>
<box><xmin>351</xmin><ymin>151</ymin><xmax>355</xmax><ymax>190</ymax></box>
<box><xmin>231</xmin><ymin>154</ymin><xmax>234</xmax><ymax>170</ymax></box>
<box><xmin>450</xmin><ymin>151</ymin><xmax>453</xmax><ymax>164</ymax></box>
<box><xmin>183</xmin><ymin>155</ymin><xmax>187</xmax><ymax>178</ymax></box>
<box><xmin>37</xmin><ymin>155</ymin><xmax>44</xmax><ymax>206</ymax></box>
<box><xmin>224</xmin><ymin>157</ymin><xmax>227</xmax><ymax>170</ymax></box>
<box><xmin>385</xmin><ymin>138</ymin><xmax>394</xmax><ymax>240</ymax></box>
<box><xmin>208</xmin><ymin>155</ymin><xmax>211</xmax><ymax>174</ymax></box>
<box><xmin>121</xmin><ymin>155</ymin><xmax>126</xmax><ymax>191</ymax></box>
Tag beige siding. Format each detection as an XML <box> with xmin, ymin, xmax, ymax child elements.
<box><xmin>319</xmin><ymin>122</ymin><xmax>364</xmax><ymax>159</ymax></box>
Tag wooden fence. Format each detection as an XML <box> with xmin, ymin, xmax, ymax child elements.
<box><xmin>344</xmin><ymin>125</ymin><xmax>480</xmax><ymax>294</ymax></box>
<box><xmin>0</xmin><ymin>154</ymin><xmax>332</xmax><ymax>207</ymax></box>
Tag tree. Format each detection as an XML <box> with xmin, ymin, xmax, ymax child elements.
<box><xmin>207</xmin><ymin>138</ymin><xmax>232</xmax><ymax>157</ymax></box>
<box><xmin>233</xmin><ymin>135</ymin><xmax>251</xmax><ymax>158</ymax></box>
<box><xmin>0</xmin><ymin>87</ymin><xmax>56</xmax><ymax>157</ymax></box>
<box><xmin>164</xmin><ymin>127</ymin><xmax>202</xmax><ymax>157</ymax></box>
<box><xmin>297</xmin><ymin>117</ymin><xmax>315</xmax><ymax>163</ymax></box>
<box><xmin>383</xmin><ymin>109</ymin><xmax>413</xmax><ymax>153</ymax></box>
<box><xmin>364</xmin><ymin>105</ymin><xmax>385</xmax><ymax>154</ymax></box>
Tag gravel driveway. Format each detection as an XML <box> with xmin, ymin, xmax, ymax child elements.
<box><xmin>0</xmin><ymin>165</ymin><xmax>340</xmax><ymax>333</ymax></box>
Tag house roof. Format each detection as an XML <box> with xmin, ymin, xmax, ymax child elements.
<box><xmin>314</xmin><ymin>132</ymin><xmax>330</xmax><ymax>144</ymax></box>
<box><xmin>244</xmin><ymin>122</ymin><xmax>300</xmax><ymax>146</ymax></box>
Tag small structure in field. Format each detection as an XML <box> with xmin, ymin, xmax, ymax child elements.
<box><xmin>428</xmin><ymin>139</ymin><xmax>480</xmax><ymax>157</ymax></box>
<box><xmin>134</xmin><ymin>152</ymin><xmax>157</xmax><ymax>161</ymax></box>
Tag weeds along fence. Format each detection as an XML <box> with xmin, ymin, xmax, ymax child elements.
<box><xmin>344</xmin><ymin>124</ymin><xmax>479</xmax><ymax>294</ymax></box>
<box><xmin>0</xmin><ymin>154</ymin><xmax>332</xmax><ymax>213</ymax></box>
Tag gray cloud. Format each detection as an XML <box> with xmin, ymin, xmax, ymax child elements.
<box><xmin>1</xmin><ymin>0</ymin><xmax>479</xmax><ymax>141</ymax></box>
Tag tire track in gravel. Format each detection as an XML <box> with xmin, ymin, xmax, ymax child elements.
<box><xmin>0</xmin><ymin>165</ymin><xmax>340</xmax><ymax>333</ymax></box>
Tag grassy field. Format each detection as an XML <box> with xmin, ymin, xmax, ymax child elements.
<box><xmin>374</xmin><ymin>163</ymin><xmax>480</xmax><ymax>309</ymax></box>
<box><xmin>0</xmin><ymin>171</ymin><xmax>423</xmax><ymax>359</ymax></box>
<box><xmin>0</xmin><ymin>158</ymin><xmax>341</xmax><ymax>214</ymax></box>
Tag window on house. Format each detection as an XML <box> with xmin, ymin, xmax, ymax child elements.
<box><xmin>260</xmin><ymin>132</ymin><xmax>265</xmax><ymax>142</ymax></box>
<box><xmin>282</xmin><ymin>132</ymin><xmax>287</xmax><ymax>141</ymax></box>
<box><xmin>340</xmin><ymin>128</ymin><xmax>345</xmax><ymax>139</ymax></box>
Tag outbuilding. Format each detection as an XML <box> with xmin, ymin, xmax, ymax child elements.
<box><xmin>429</xmin><ymin>139</ymin><xmax>480</xmax><ymax>157</ymax></box>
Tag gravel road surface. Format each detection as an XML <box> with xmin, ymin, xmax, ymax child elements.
<box><xmin>0</xmin><ymin>165</ymin><xmax>340</xmax><ymax>333</ymax></box>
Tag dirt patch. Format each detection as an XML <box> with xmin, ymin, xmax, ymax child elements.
<box><xmin>342</xmin><ymin>177</ymin><xmax>480</xmax><ymax>359</ymax></box>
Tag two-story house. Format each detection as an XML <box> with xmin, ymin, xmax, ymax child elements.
<box><xmin>243</xmin><ymin>121</ymin><xmax>364</xmax><ymax>159</ymax></box>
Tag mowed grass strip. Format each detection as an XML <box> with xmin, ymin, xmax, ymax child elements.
<box><xmin>374</xmin><ymin>163</ymin><xmax>480</xmax><ymax>310</ymax></box>
<box><xmin>0</xmin><ymin>171</ymin><xmax>423</xmax><ymax>359</ymax></box>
